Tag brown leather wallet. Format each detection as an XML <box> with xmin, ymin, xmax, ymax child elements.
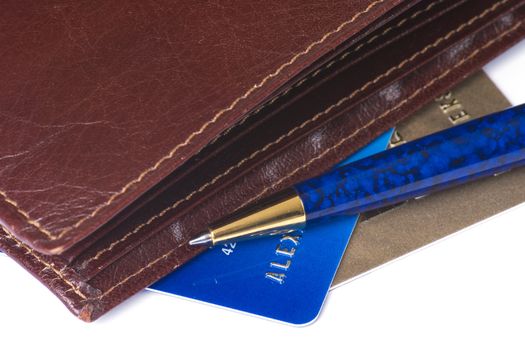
<box><xmin>1</xmin><ymin>0</ymin><xmax>524</xmax><ymax>321</ymax></box>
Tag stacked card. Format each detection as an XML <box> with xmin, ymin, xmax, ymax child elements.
<box><xmin>149</xmin><ymin>131</ymin><xmax>393</xmax><ymax>325</ymax></box>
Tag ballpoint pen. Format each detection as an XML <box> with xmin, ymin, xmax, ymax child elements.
<box><xmin>190</xmin><ymin>103</ymin><xmax>525</xmax><ymax>247</ymax></box>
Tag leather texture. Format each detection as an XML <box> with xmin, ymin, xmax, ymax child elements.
<box><xmin>1</xmin><ymin>0</ymin><xmax>524</xmax><ymax>321</ymax></box>
<box><xmin>0</xmin><ymin>0</ymin><xmax>405</xmax><ymax>254</ymax></box>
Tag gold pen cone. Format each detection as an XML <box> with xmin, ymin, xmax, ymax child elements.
<box><xmin>189</xmin><ymin>189</ymin><xmax>306</xmax><ymax>246</ymax></box>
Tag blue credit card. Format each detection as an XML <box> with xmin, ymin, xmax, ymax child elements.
<box><xmin>148</xmin><ymin>129</ymin><xmax>393</xmax><ymax>325</ymax></box>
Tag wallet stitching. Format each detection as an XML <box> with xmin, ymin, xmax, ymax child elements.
<box><xmin>0</xmin><ymin>226</ymin><xmax>88</xmax><ymax>300</ymax></box>
<box><xmin>95</xmin><ymin>21</ymin><xmax>523</xmax><ymax>302</ymax></box>
<box><xmin>0</xmin><ymin>190</ymin><xmax>56</xmax><ymax>239</ymax></box>
<box><xmin>3</xmin><ymin>19</ymin><xmax>519</xmax><ymax>305</ymax></box>
<box><xmin>82</xmin><ymin>0</ymin><xmax>437</xmax><ymax>266</ymax></box>
<box><xmin>81</xmin><ymin>0</ymin><xmax>508</xmax><ymax>267</ymax></box>
<box><xmin>205</xmin><ymin>0</ymin><xmax>445</xmax><ymax>148</ymax></box>
<box><xmin>2</xmin><ymin>0</ymin><xmax>386</xmax><ymax>242</ymax></box>
<box><xmin>240</xmin><ymin>20</ymin><xmax>522</xmax><ymax>209</ymax></box>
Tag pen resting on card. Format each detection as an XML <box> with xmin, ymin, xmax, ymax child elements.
<box><xmin>190</xmin><ymin>104</ymin><xmax>525</xmax><ymax>247</ymax></box>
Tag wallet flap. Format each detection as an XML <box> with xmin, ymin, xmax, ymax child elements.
<box><xmin>0</xmin><ymin>0</ymin><xmax>404</xmax><ymax>254</ymax></box>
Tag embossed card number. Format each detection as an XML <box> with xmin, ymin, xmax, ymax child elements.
<box><xmin>221</xmin><ymin>242</ymin><xmax>237</xmax><ymax>256</ymax></box>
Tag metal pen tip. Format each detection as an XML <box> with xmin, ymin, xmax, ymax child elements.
<box><xmin>189</xmin><ymin>232</ymin><xmax>212</xmax><ymax>246</ymax></box>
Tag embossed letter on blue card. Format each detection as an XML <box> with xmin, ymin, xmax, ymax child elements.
<box><xmin>148</xmin><ymin>130</ymin><xmax>393</xmax><ymax>325</ymax></box>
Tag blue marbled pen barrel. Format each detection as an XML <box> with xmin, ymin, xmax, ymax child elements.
<box><xmin>295</xmin><ymin>104</ymin><xmax>525</xmax><ymax>220</ymax></box>
<box><xmin>189</xmin><ymin>104</ymin><xmax>525</xmax><ymax>247</ymax></box>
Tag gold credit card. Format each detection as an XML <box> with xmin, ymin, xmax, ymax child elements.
<box><xmin>333</xmin><ymin>70</ymin><xmax>524</xmax><ymax>286</ymax></box>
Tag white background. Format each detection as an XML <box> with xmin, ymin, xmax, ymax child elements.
<box><xmin>1</xmin><ymin>39</ymin><xmax>524</xmax><ymax>350</ymax></box>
